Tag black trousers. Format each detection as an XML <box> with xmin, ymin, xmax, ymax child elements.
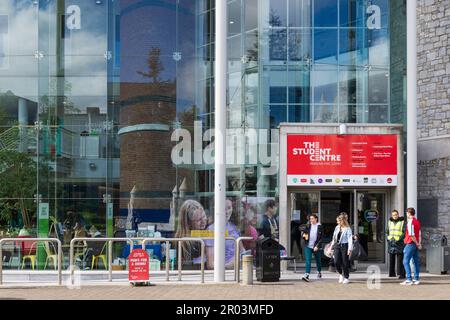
<box><xmin>334</xmin><ymin>243</ymin><xmax>350</xmax><ymax>279</ymax></box>
<box><xmin>389</xmin><ymin>252</ymin><xmax>406</xmax><ymax>278</ymax></box>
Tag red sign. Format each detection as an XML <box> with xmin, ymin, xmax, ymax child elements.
<box><xmin>287</xmin><ymin>134</ymin><xmax>398</xmax><ymax>186</ymax></box>
<box><xmin>128</xmin><ymin>249</ymin><xmax>149</xmax><ymax>282</ymax></box>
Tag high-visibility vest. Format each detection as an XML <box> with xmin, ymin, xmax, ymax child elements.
<box><xmin>388</xmin><ymin>220</ymin><xmax>404</xmax><ymax>241</ymax></box>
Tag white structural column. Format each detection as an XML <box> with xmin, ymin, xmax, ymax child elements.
<box><xmin>214</xmin><ymin>0</ymin><xmax>227</xmax><ymax>282</ymax></box>
<box><xmin>407</xmin><ymin>0</ymin><xmax>418</xmax><ymax>210</ymax></box>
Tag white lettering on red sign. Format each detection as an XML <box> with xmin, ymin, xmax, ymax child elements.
<box><xmin>292</xmin><ymin>142</ymin><xmax>342</xmax><ymax>162</ymax></box>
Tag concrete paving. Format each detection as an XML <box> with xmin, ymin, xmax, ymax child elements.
<box><xmin>0</xmin><ymin>270</ymin><xmax>449</xmax><ymax>300</ymax></box>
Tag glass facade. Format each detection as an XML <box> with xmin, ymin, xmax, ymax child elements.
<box><xmin>0</xmin><ymin>0</ymin><xmax>405</xmax><ymax>269</ymax></box>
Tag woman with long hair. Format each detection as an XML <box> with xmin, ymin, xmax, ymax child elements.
<box><xmin>205</xmin><ymin>198</ymin><xmax>242</xmax><ymax>270</ymax></box>
<box><xmin>329</xmin><ymin>213</ymin><xmax>353</xmax><ymax>284</ymax></box>
<box><xmin>174</xmin><ymin>199</ymin><xmax>207</xmax><ymax>268</ymax></box>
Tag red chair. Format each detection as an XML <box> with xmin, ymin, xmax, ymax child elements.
<box><xmin>17</xmin><ymin>236</ymin><xmax>37</xmax><ymax>270</ymax></box>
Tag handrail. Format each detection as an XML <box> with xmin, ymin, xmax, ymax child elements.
<box><xmin>0</xmin><ymin>238</ymin><xmax>62</xmax><ymax>285</ymax></box>
<box><xmin>141</xmin><ymin>237</ymin><xmax>206</xmax><ymax>283</ymax></box>
<box><xmin>70</xmin><ymin>237</ymin><xmax>207</xmax><ymax>284</ymax></box>
<box><xmin>69</xmin><ymin>237</ymin><xmax>137</xmax><ymax>284</ymax></box>
<box><xmin>141</xmin><ymin>237</ymin><xmax>172</xmax><ymax>282</ymax></box>
<box><xmin>235</xmin><ymin>237</ymin><xmax>254</xmax><ymax>283</ymax></box>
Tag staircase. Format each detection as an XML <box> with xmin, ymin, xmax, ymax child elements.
<box><xmin>0</xmin><ymin>126</ymin><xmax>37</xmax><ymax>152</ymax></box>
<box><xmin>0</xmin><ymin>126</ymin><xmax>19</xmax><ymax>151</ymax></box>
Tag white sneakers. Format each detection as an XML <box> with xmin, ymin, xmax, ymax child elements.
<box><xmin>338</xmin><ymin>275</ymin><xmax>349</xmax><ymax>284</ymax></box>
<box><xmin>400</xmin><ymin>280</ymin><xmax>420</xmax><ymax>285</ymax></box>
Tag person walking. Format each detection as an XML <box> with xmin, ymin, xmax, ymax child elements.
<box><xmin>301</xmin><ymin>214</ymin><xmax>323</xmax><ymax>282</ymax></box>
<box><xmin>329</xmin><ymin>213</ymin><xmax>353</xmax><ymax>284</ymax></box>
<box><xmin>386</xmin><ymin>210</ymin><xmax>406</xmax><ymax>279</ymax></box>
<box><xmin>401</xmin><ymin>207</ymin><xmax>422</xmax><ymax>285</ymax></box>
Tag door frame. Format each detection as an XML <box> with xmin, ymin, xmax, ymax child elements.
<box><xmin>287</xmin><ymin>187</ymin><xmax>391</xmax><ymax>265</ymax></box>
<box><xmin>354</xmin><ymin>189</ymin><xmax>390</xmax><ymax>265</ymax></box>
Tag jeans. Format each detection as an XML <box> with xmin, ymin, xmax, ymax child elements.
<box><xmin>403</xmin><ymin>243</ymin><xmax>420</xmax><ymax>281</ymax></box>
<box><xmin>304</xmin><ymin>246</ymin><xmax>322</xmax><ymax>274</ymax></box>
<box><xmin>334</xmin><ymin>243</ymin><xmax>350</xmax><ymax>279</ymax></box>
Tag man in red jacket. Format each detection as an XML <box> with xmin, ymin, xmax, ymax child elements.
<box><xmin>400</xmin><ymin>208</ymin><xmax>422</xmax><ymax>285</ymax></box>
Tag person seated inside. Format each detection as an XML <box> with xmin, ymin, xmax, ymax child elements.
<box><xmin>83</xmin><ymin>226</ymin><xmax>105</xmax><ymax>270</ymax></box>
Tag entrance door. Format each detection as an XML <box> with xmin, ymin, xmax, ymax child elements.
<box><xmin>289</xmin><ymin>192</ymin><xmax>319</xmax><ymax>257</ymax></box>
<box><xmin>320</xmin><ymin>191</ymin><xmax>354</xmax><ymax>242</ymax></box>
<box><xmin>356</xmin><ymin>192</ymin><xmax>386</xmax><ymax>262</ymax></box>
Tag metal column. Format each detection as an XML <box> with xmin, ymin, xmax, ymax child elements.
<box><xmin>406</xmin><ymin>0</ymin><xmax>418</xmax><ymax>211</ymax></box>
<box><xmin>214</xmin><ymin>0</ymin><xmax>228</xmax><ymax>283</ymax></box>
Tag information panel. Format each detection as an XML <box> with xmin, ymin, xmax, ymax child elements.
<box><xmin>287</xmin><ymin>134</ymin><xmax>398</xmax><ymax>186</ymax></box>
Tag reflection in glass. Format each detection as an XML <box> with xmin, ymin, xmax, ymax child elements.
<box><xmin>314</xmin><ymin>29</ymin><xmax>338</xmax><ymax>64</ymax></box>
<box><xmin>269</xmin><ymin>0</ymin><xmax>287</xmax><ymax>27</ymax></box>
<box><xmin>313</xmin><ymin>105</ymin><xmax>338</xmax><ymax>123</ymax></box>
<box><xmin>314</xmin><ymin>0</ymin><xmax>338</xmax><ymax>27</ymax></box>
<box><xmin>269</xmin><ymin>28</ymin><xmax>287</xmax><ymax>61</ymax></box>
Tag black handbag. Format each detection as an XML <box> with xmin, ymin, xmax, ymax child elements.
<box><xmin>350</xmin><ymin>240</ymin><xmax>368</xmax><ymax>261</ymax></box>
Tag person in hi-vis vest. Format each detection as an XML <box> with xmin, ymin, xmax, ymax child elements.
<box><xmin>386</xmin><ymin>210</ymin><xmax>406</xmax><ymax>279</ymax></box>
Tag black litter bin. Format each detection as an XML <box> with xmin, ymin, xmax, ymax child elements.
<box><xmin>256</xmin><ymin>237</ymin><xmax>280</xmax><ymax>282</ymax></box>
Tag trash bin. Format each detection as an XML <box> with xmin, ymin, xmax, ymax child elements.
<box><xmin>256</xmin><ymin>237</ymin><xmax>280</xmax><ymax>282</ymax></box>
<box><xmin>426</xmin><ymin>234</ymin><xmax>450</xmax><ymax>274</ymax></box>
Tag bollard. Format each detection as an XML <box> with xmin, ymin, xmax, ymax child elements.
<box><xmin>241</xmin><ymin>255</ymin><xmax>254</xmax><ymax>285</ymax></box>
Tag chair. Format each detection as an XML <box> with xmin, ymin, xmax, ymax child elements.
<box><xmin>21</xmin><ymin>241</ymin><xmax>37</xmax><ymax>270</ymax></box>
<box><xmin>74</xmin><ymin>241</ymin><xmax>89</xmax><ymax>269</ymax></box>
<box><xmin>43</xmin><ymin>242</ymin><xmax>58</xmax><ymax>270</ymax></box>
<box><xmin>91</xmin><ymin>242</ymin><xmax>108</xmax><ymax>270</ymax></box>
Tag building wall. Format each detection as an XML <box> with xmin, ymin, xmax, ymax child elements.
<box><xmin>417</xmin><ymin>0</ymin><xmax>450</xmax><ymax>245</ymax></box>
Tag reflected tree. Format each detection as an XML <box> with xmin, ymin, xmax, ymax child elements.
<box><xmin>137</xmin><ymin>47</ymin><xmax>166</xmax><ymax>83</ymax></box>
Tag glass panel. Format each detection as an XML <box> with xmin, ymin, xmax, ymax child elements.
<box><xmin>289</xmin><ymin>29</ymin><xmax>312</xmax><ymax>62</ymax></box>
<box><xmin>314</xmin><ymin>29</ymin><xmax>338</xmax><ymax>65</ymax></box>
<box><xmin>228</xmin><ymin>0</ymin><xmax>241</xmax><ymax>37</ymax></box>
<box><xmin>228</xmin><ymin>35</ymin><xmax>242</xmax><ymax>73</ymax></box>
<box><xmin>269</xmin><ymin>28</ymin><xmax>287</xmax><ymax>61</ymax></box>
<box><xmin>288</xmin><ymin>105</ymin><xmax>310</xmax><ymax>123</ymax></box>
<box><xmin>289</xmin><ymin>0</ymin><xmax>311</xmax><ymax>28</ymax></box>
<box><xmin>269</xmin><ymin>0</ymin><xmax>287</xmax><ymax>27</ymax></box>
<box><xmin>339</xmin><ymin>0</ymin><xmax>365</xmax><ymax>27</ymax></box>
<box><xmin>368</xmin><ymin>105</ymin><xmax>389</xmax><ymax>123</ymax></box>
<box><xmin>312</xmin><ymin>68</ymin><xmax>338</xmax><ymax>103</ymax></box>
<box><xmin>313</xmin><ymin>105</ymin><xmax>338</xmax><ymax>123</ymax></box>
<box><xmin>339</xmin><ymin>105</ymin><xmax>357</xmax><ymax>123</ymax></box>
<box><xmin>267</xmin><ymin>105</ymin><xmax>287</xmax><ymax>129</ymax></box>
<box><xmin>368</xmin><ymin>70</ymin><xmax>389</xmax><ymax>104</ymax></box>
<box><xmin>320</xmin><ymin>191</ymin><xmax>353</xmax><ymax>241</ymax></box>
<box><xmin>290</xmin><ymin>192</ymin><xmax>319</xmax><ymax>256</ymax></box>
<box><xmin>356</xmin><ymin>192</ymin><xmax>386</xmax><ymax>262</ymax></box>
<box><xmin>314</xmin><ymin>0</ymin><xmax>338</xmax><ymax>27</ymax></box>
<box><xmin>368</xmin><ymin>29</ymin><xmax>389</xmax><ymax>67</ymax></box>
<box><xmin>245</xmin><ymin>0</ymin><xmax>258</xmax><ymax>31</ymax></box>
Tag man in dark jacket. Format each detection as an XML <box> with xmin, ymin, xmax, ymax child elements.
<box><xmin>301</xmin><ymin>214</ymin><xmax>324</xmax><ymax>282</ymax></box>
<box><xmin>386</xmin><ymin>210</ymin><xmax>406</xmax><ymax>278</ymax></box>
<box><xmin>260</xmin><ymin>199</ymin><xmax>279</xmax><ymax>241</ymax></box>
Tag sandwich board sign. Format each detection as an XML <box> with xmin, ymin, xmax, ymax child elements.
<box><xmin>128</xmin><ymin>249</ymin><xmax>149</xmax><ymax>285</ymax></box>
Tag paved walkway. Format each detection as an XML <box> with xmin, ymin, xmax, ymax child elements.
<box><xmin>0</xmin><ymin>272</ymin><xmax>449</xmax><ymax>300</ymax></box>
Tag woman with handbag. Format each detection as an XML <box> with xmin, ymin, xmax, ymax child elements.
<box><xmin>329</xmin><ymin>213</ymin><xmax>353</xmax><ymax>284</ymax></box>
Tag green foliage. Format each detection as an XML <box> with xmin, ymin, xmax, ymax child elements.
<box><xmin>0</xmin><ymin>150</ymin><xmax>56</xmax><ymax>229</ymax></box>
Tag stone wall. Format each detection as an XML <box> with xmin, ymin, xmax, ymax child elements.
<box><xmin>417</xmin><ymin>0</ymin><xmax>450</xmax><ymax>249</ymax></box>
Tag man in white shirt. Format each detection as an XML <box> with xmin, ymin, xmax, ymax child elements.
<box><xmin>301</xmin><ymin>214</ymin><xmax>324</xmax><ymax>282</ymax></box>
